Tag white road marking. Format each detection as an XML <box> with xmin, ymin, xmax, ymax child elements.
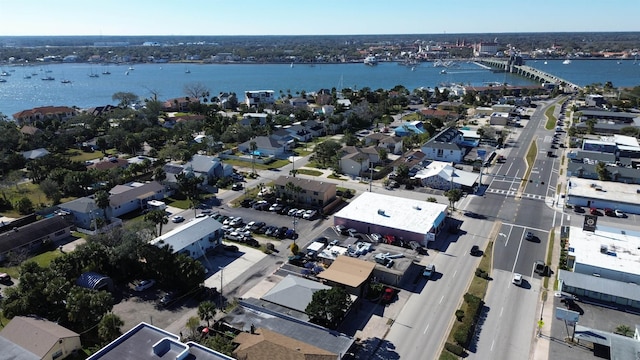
<box><xmin>424</xmin><ymin>323</ymin><xmax>430</xmax><ymax>334</ymax></box>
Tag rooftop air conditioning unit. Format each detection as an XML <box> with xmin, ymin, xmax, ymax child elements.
<box><xmin>600</xmin><ymin>245</ymin><xmax>608</xmax><ymax>254</ymax></box>
<box><xmin>377</xmin><ymin>209</ymin><xmax>385</xmax><ymax>215</ymax></box>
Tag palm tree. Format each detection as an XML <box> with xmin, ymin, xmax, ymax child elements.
<box><xmin>95</xmin><ymin>190</ymin><xmax>110</xmax><ymax>220</ymax></box>
<box><xmin>249</xmin><ymin>140</ymin><xmax>257</xmax><ymax>174</ymax></box>
<box><xmin>198</xmin><ymin>301</ymin><xmax>217</xmax><ymax>327</ymax></box>
<box><xmin>144</xmin><ymin>209</ymin><xmax>169</xmax><ymax>236</ymax></box>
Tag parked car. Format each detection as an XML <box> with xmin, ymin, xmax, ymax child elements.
<box><xmin>171</xmin><ymin>215</ymin><xmax>184</xmax><ymax>223</ymax></box>
<box><xmin>134</xmin><ymin>279</ymin><xmax>156</xmax><ymax>292</ymax></box>
<box><xmin>269</xmin><ymin>203</ymin><xmax>283</xmax><ymax>212</ymax></box>
<box><xmin>302</xmin><ymin>209</ymin><xmax>317</xmax><ymax>219</ymax></box>
<box><xmin>370</xmin><ymin>233</ymin><xmax>383</xmax><ymax>243</ymax></box>
<box><xmin>158</xmin><ymin>291</ymin><xmax>180</xmax><ymax>308</ymax></box>
<box><xmin>287</xmin><ymin>208</ymin><xmax>299</xmax><ymax>216</ymax></box>
<box><xmin>0</xmin><ymin>273</ymin><xmax>11</xmax><ymax>284</ymax></box>
<box><xmin>573</xmin><ymin>205</ymin><xmax>585</xmax><ymax>213</ymax></box>
<box><xmin>294</xmin><ymin>209</ymin><xmax>306</xmax><ymax>217</ymax></box>
<box><xmin>229</xmin><ymin>217</ymin><xmax>244</xmax><ymax>227</ymax></box>
<box><xmin>604</xmin><ymin>208</ymin><xmax>615</xmax><ymax>217</ymax></box>
<box><xmin>231</xmin><ymin>183</ymin><xmax>243</xmax><ymax>191</ymax></box>
<box><xmin>279</xmin><ymin>206</ymin><xmax>291</xmax><ymax>215</ymax></box>
<box><xmin>381</xmin><ymin>287</ymin><xmax>395</xmax><ymax>303</ymax></box>
<box><xmin>525</xmin><ymin>231</ymin><xmax>535</xmax><ymax>241</ymax></box>
<box><xmin>589</xmin><ymin>207</ymin><xmax>600</xmax><ymax>216</ymax></box>
<box><xmin>534</xmin><ymin>260</ymin><xmax>546</xmax><ymax>275</ymax></box>
<box><xmin>335</xmin><ymin>224</ymin><xmax>347</xmax><ymax>235</ymax></box>
<box><xmin>615</xmin><ymin>209</ymin><xmax>626</xmax><ymax>218</ymax></box>
<box><xmin>250</xmin><ymin>221</ymin><xmax>266</xmax><ymax>232</ymax></box>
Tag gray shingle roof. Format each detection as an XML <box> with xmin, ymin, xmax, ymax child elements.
<box><xmin>261</xmin><ymin>275</ymin><xmax>331</xmax><ymax>313</ymax></box>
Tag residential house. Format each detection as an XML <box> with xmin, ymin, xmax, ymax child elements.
<box><xmin>340</xmin><ymin>146</ymin><xmax>380</xmax><ymax>177</ymax></box>
<box><xmin>421</xmin><ymin>127</ymin><xmax>466</xmax><ymax>163</ymax></box>
<box><xmin>392</xmin><ymin>150</ymin><xmax>427</xmax><ymax>174</ymax></box>
<box><xmin>273</xmin><ymin>176</ymin><xmax>336</xmax><ymax>207</ymax></box>
<box><xmin>420</xmin><ymin>108</ymin><xmax>457</xmax><ymax>122</ymax></box>
<box><xmin>289</xmin><ymin>97</ymin><xmax>308</xmax><ymax>109</ymax></box>
<box><xmin>413</xmin><ymin>161</ymin><xmax>479</xmax><ymax>191</ymax></box>
<box><xmin>314</xmin><ymin>88</ymin><xmax>333</xmax><ymax>105</ymax></box>
<box><xmin>183</xmin><ymin>154</ymin><xmax>225</xmax><ymax>182</ymax></box>
<box><xmin>364</xmin><ymin>133</ymin><xmax>403</xmax><ymax>155</ymax></box>
<box><xmin>21</xmin><ymin>147</ymin><xmax>50</xmax><ymax>160</ymax></box>
<box><xmin>233</xmin><ymin>328</ymin><xmax>337</xmax><ymax>360</ymax></box>
<box><xmin>270</xmin><ymin>128</ymin><xmax>295</xmax><ymax>145</ymax></box>
<box><xmin>19</xmin><ymin>125</ymin><xmax>41</xmax><ymax>137</ymax></box>
<box><xmin>0</xmin><ymin>316</ymin><xmax>81</xmax><ymax>360</ymax></box>
<box><xmin>58</xmin><ymin>197</ymin><xmax>102</xmax><ymax>230</ymax></box>
<box><xmin>0</xmin><ymin>215</ymin><xmax>73</xmax><ymax>263</ymax></box>
<box><xmin>12</xmin><ymin>106</ymin><xmax>77</xmax><ymax>125</ymax></box>
<box><xmin>108</xmin><ymin>181</ymin><xmax>166</xmax><ymax>218</ymax></box>
<box><xmin>217</xmin><ymin>92</ymin><xmax>238</xmax><ymax>110</ymax></box>
<box><xmin>222</xmin><ymin>301</ymin><xmax>354</xmax><ymax>359</ymax></box>
<box><xmin>303</xmin><ymin>119</ymin><xmax>326</xmax><ymax>137</ymax></box>
<box><xmin>394</xmin><ymin>121</ymin><xmax>425</xmax><ymax>137</ymax></box>
<box><xmin>336</xmin><ymin>98</ymin><xmax>351</xmax><ymax>109</ymax></box>
<box><xmin>149</xmin><ymin>216</ymin><xmax>223</xmax><ymax>259</ymax></box>
<box><xmin>239</xmin><ymin>113</ymin><xmax>269</xmax><ymax>126</ymax></box>
<box><xmin>435</xmin><ymin>101</ymin><xmax>463</xmax><ymax>111</ymax></box>
<box><xmin>88</xmin><ymin>157</ymin><xmax>129</xmax><ymax>171</ymax></box>
<box><xmin>284</xmin><ymin>124</ymin><xmax>312</xmax><ymax>142</ymax></box>
<box><xmin>162</xmin><ymin>97</ymin><xmax>200</xmax><ymax>112</ymax></box>
<box><xmin>85</xmin><ymin>104</ymin><xmax>119</xmax><ymax>117</ymax></box>
<box><xmin>238</xmin><ymin>136</ymin><xmax>287</xmax><ymax>157</ymax></box>
<box><xmin>245</xmin><ymin>90</ymin><xmax>275</xmax><ymax>108</ymax></box>
<box><xmin>87</xmin><ymin>322</ymin><xmax>234</xmax><ymax>360</ymax></box>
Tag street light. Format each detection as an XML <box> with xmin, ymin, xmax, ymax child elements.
<box><xmin>369</xmin><ymin>166</ymin><xmax>374</xmax><ymax>192</ymax></box>
<box><xmin>292</xmin><ymin>217</ymin><xmax>298</xmax><ymax>244</ymax></box>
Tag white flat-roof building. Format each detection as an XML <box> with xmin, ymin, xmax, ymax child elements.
<box><xmin>150</xmin><ymin>217</ymin><xmax>223</xmax><ymax>259</ymax></box>
<box><xmin>566</xmin><ymin>177</ymin><xmax>640</xmax><ymax>214</ymax></box>
<box><xmin>567</xmin><ymin>225</ymin><xmax>640</xmax><ymax>284</ymax></box>
<box><xmin>333</xmin><ymin>192</ymin><xmax>448</xmax><ymax>245</ymax></box>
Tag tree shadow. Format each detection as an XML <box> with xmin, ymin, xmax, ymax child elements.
<box><xmin>467</xmin><ymin>304</ymin><xmax>491</xmax><ymax>354</ymax></box>
<box><xmin>353</xmin><ymin>337</ymin><xmax>400</xmax><ymax>360</ymax></box>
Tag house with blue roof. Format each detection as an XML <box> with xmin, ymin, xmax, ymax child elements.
<box><xmin>394</xmin><ymin>121</ymin><xmax>426</xmax><ymax>137</ymax></box>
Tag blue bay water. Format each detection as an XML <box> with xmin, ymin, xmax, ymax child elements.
<box><xmin>0</xmin><ymin>59</ymin><xmax>638</xmax><ymax>117</ymax></box>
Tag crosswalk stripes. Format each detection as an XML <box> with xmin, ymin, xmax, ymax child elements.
<box><xmin>485</xmin><ymin>188</ymin><xmax>545</xmax><ymax>200</ymax></box>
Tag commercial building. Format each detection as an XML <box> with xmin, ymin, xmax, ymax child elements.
<box><xmin>333</xmin><ymin>192</ymin><xmax>448</xmax><ymax>245</ymax></box>
<box><xmin>566</xmin><ymin>177</ymin><xmax>640</xmax><ymax>214</ymax></box>
<box><xmin>558</xmin><ymin>225</ymin><xmax>640</xmax><ymax>308</ymax></box>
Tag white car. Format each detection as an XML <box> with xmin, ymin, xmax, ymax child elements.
<box><xmin>134</xmin><ymin>279</ymin><xmax>156</xmax><ymax>292</ymax></box>
<box><xmin>615</xmin><ymin>209</ymin><xmax>625</xmax><ymax>218</ymax></box>
<box><xmin>302</xmin><ymin>209</ymin><xmax>317</xmax><ymax>219</ymax></box>
<box><xmin>171</xmin><ymin>216</ymin><xmax>184</xmax><ymax>223</ymax></box>
<box><xmin>512</xmin><ymin>273</ymin><xmax>523</xmax><ymax>286</ymax></box>
<box><xmin>229</xmin><ymin>217</ymin><xmax>244</xmax><ymax>227</ymax></box>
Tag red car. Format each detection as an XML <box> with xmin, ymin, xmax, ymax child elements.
<box><xmin>589</xmin><ymin>208</ymin><xmax>600</xmax><ymax>216</ymax></box>
<box><xmin>381</xmin><ymin>287</ymin><xmax>395</xmax><ymax>303</ymax></box>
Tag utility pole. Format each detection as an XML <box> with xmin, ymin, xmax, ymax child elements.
<box><xmin>369</xmin><ymin>166</ymin><xmax>373</xmax><ymax>192</ymax></box>
<box><xmin>219</xmin><ymin>266</ymin><xmax>224</xmax><ymax>309</ymax></box>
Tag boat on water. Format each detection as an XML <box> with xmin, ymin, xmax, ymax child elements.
<box><xmin>41</xmin><ymin>76</ymin><xmax>55</xmax><ymax>81</ymax></box>
<box><xmin>0</xmin><ymin>71</ymin><xmax>10</xmax><ymax>76</ymax></box>
<box><xmin>440</xmin><ymin>69</ymin><xmax>447</xmax><ymax>74</ymax></box>
<box><xmin>0</xmin><ymin>78</ymin><xmax>6</xmax><ymax>83</ymax></box>
<box><xmin>128</xmin><ymin>66</ymin><xmax>135</xmax><ymax>71</ymax></box>
<box><xmin>562</xmin><ymin>59</ymin><xmax>572</xmax><ymax>65</ymax></box>
<box><xmin>61</xmin><ymin>79</ymin><xmax>72</xmax><ymax>84</ymax></box>
<box><xmin>102</xmin><ymin>70</ymin><xmax>111</xmax><ymax>75</ymax></box>
<box><xmin>364</xmin><ymin>55</ymin><xmax>378</xmax><ymax>66</ymax></box>
<box><xmin>89</xmin><ymin>73</ymin><xmax>99</xmax><ymax>78</ymax></box>
<box><xmin>23</xmin><ymin>74</ymin><xmax>31</xmax><ymax>79</ymax></box>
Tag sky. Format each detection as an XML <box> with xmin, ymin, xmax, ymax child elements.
<box><xmin>1</xmin><ymin>0</ymin><xmax>638</xmax><ymax>36</ymax></box>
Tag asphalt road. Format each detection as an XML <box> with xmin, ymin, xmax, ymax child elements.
<box><xmin>471</xmin><ymin>98</ymin><xmax>568</xmax><ymax>359</ymax></box>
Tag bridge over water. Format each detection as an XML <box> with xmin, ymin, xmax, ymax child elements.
<box><xmin>477</xmin><ymin>58</ymin><xmax>581</xmax><ymax>92</ymax></box>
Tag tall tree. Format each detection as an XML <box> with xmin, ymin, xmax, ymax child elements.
<box><xmin>98</xmin><ymin>313</ymin><xmax>124</xmax><ymax>345</ymax></box>
<box><xmin>144</xmin><ymin>209</ymin><xmax>169</xmax><ymax>236</ymax></box>
<box><xmin>95</xmin><ymin>190</ymin><xmax>110</xmax><ymax>220</ymax></box>
<box><xmin>305</xmin><ymin>287</ymin><xmax>353</xmax><ymax>329</ymax></box>
<box><xmin>198</xmin><ymin>301</ymin><xmax>217</xmax><ymax>327</ymax></box>
<box><xmin>444</xmin><ymin>188</ymin><xmax>463</xmax><ymax>211</ymax></box>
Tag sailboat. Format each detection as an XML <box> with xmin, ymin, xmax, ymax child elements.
<box><xmin>88</xmin><ymin>66</ymin><xmax>99</xmax><ymax>77</ymax></box>
<box><xmin>102</xmin><ymin>65</ymin><xmax>111</xmax><ymax>75</ymax></box>
<box><xmin>185</xmin><ymin>66</ymin><xmax>191</xmax><ymax>74</ymax></box>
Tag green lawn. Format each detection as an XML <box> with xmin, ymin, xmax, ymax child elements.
<box><xmin>1</xmin><ymin>183</ymin><xmax>75</xmax><ymax>218</ymax></box>
<box><xmin>296</xmin><ymin>169</ymin><xmax>323</xmax><ymax>176</ymax></box>
<box><xmin>66</xmin><ymin>149</ymin><xmax>104</xmax><ymax>163</ymax></box>
<box><xmin>520</xmin><ymin>140</ymin><xmax>538</xmax><ymax>187</ymax></box>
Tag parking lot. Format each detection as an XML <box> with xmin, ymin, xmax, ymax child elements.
<box><xmin>547</xmin><ymin>294</ymin><xmax>640</xmax><ymax>360</ymax></box>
